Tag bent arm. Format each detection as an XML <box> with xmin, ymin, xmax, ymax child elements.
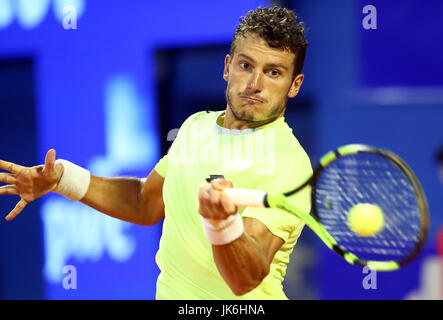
<box><xmin>198</xmin><ymin>179</ymin><xmax>284</xmax><ymax>296</ymax></box>
<box><xmin>80</xmin><ymin>169</ymin><xmax>165</xmax><ymax>226</ymax></box>
<box><xmin>211</xmin><ymin>217</ymin><xmax>284</xmax><ymax>296</ymax></box>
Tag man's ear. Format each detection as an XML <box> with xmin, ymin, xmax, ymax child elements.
<box><xmin>223</xmin><ymin>54</ymin><xmax>231</xmax><ymax>82</ymax></box>
<box><xmin>288</xmin><ymin>73</ymin><xmax>304</xmax><ymax>98</ymax></box>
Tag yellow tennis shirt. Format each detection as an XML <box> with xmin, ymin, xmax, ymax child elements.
<box><xmin>154</xmin><ymin>110</ymin><xmax>312</xmax><ymax>299</ymax></box>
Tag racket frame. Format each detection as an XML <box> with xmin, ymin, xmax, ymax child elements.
<box><xmin>265</xmin><ymin>144</ymin><xmax>429</xmax><ymax>271</ymax></box>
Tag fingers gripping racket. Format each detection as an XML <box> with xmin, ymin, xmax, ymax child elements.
<box><xmin>224</xmin><ymin>144</ymin><xmax>429</xmax><ymax>271</ymax></box>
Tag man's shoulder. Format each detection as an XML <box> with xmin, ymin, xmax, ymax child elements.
<box><xmin>273</xmin><ymin>132</ymin><xmax>312</xmax><ymax>174</ymax></box>
<box><xmin>186</xmin><ymin>109</ymin><xmax>220</xmax><ymax>121</ymax></box>
<box><xmin>274</xmin><ymin>126</ymin><xmax>309</xmax><ymax>157</ymax></box>
<box><xmin>181</xmin><ymin>110</ymin><xmax>221</xmax><ymax>128</ymax></box>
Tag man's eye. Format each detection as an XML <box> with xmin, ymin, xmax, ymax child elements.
<box><xmin>268</xmin><ymin>69</ymin><xmax>281</xmax><ymax>77</ymax></box>
<box><xmin>240</xmin><ymin>62</ymin><xmax>250</xmax><ymax>69</ymax></box>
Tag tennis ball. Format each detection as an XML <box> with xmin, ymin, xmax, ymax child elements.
<box><xmin>347</xmin><ymin>203</ymin><xmax>384</xmax><ymax>237</ymax></box>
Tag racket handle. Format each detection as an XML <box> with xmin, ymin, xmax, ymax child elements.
<box><xmin>224</xmin><ymin>188</ymin><xmax>267</xmax><ymax>208</ymax></box>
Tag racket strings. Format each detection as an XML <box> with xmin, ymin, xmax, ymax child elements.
<box><xmin>315</xmin><ymin>153</ymin><xmax>421</xmax><ymax>262</ymax></box>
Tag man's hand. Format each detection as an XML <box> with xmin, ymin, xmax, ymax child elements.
<box><xmin>198</xmin><ymin>178</ymin><xmax>238</xmax><ymax>224</ymax></box>
<box><xmin>0</xmin><ymin>149</ymin><xmax>64</xmax><ymax>221</ymax></box>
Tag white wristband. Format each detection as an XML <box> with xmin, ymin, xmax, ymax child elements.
<box><xmin>53</xmin><ymin>159</ymin><xmax>91</xmax><ymax>201</ymax></box>
<box><xmin>202</xmin><ymin>213</ymin><xmax>244</xmax><ymax>245</ymax></box>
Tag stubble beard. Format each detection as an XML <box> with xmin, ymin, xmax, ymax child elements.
<box><xmin>225</xmin><ymin>85</ymin><xmax>287</xmax><ymax>123</ymax></box>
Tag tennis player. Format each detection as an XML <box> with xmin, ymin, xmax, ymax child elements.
<box><xmin>0</xmin><ymin>6</ymin><xmax>312</xmax><ymax>299</ymax></box>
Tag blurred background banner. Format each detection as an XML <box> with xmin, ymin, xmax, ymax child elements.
<box><xmin>0</xmin><ymin>0</ymin><xmax>442</xmax><ymax>299</ymax></box>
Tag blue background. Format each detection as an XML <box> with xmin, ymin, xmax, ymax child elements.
<box><xmin>0</xmin><ymin>0</ymin><xmax>442</xmax><ymax>300</ymax></box>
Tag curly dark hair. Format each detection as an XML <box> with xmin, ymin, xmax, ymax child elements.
<box><xmin>230</xmin><ymin>6</ymin><xmax>308</xmax><ymax>79</ymax></box>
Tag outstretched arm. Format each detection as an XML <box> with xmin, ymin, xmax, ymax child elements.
<box><xmin>0</xmin><ymin>149</ymin><xmax>165</xmax><ymax>225</ymax></box>
<box><xmin>81</xmin><ymin>168</ymin><xmax>165</xmax><ymax>226</ymax></box>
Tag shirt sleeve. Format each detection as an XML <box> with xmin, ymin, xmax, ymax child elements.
<box><xmin>154</xmin><ymin>154</ymin><xmax>168</xmax><ymax>178</ymax></box>
<box><xmin>240</xmin><ymin>149</ymin><xmax>313</xmax><ymax>244</ymax></box>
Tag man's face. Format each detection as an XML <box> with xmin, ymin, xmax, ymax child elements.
<box><xmin>224</xmin><ymin>33</ymin><xmax>304</xmax><ymax>123</ymax></box>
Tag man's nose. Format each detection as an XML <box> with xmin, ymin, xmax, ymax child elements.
<box><xmin>246</xmin><ymin>71</ymin><xmax>264</xmax><ymax>93</ymax></box>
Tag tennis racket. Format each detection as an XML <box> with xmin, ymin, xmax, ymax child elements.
<box><xmin>224</xmin><ymin>144</ymin><xmax>429</xmax><ymax>271</ymax></box>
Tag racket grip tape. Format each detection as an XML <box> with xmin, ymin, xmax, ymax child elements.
<box><xmin>224</xmin><ymin>188</ymin><xmax>267</xmax><ymax>207</ymax></box>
